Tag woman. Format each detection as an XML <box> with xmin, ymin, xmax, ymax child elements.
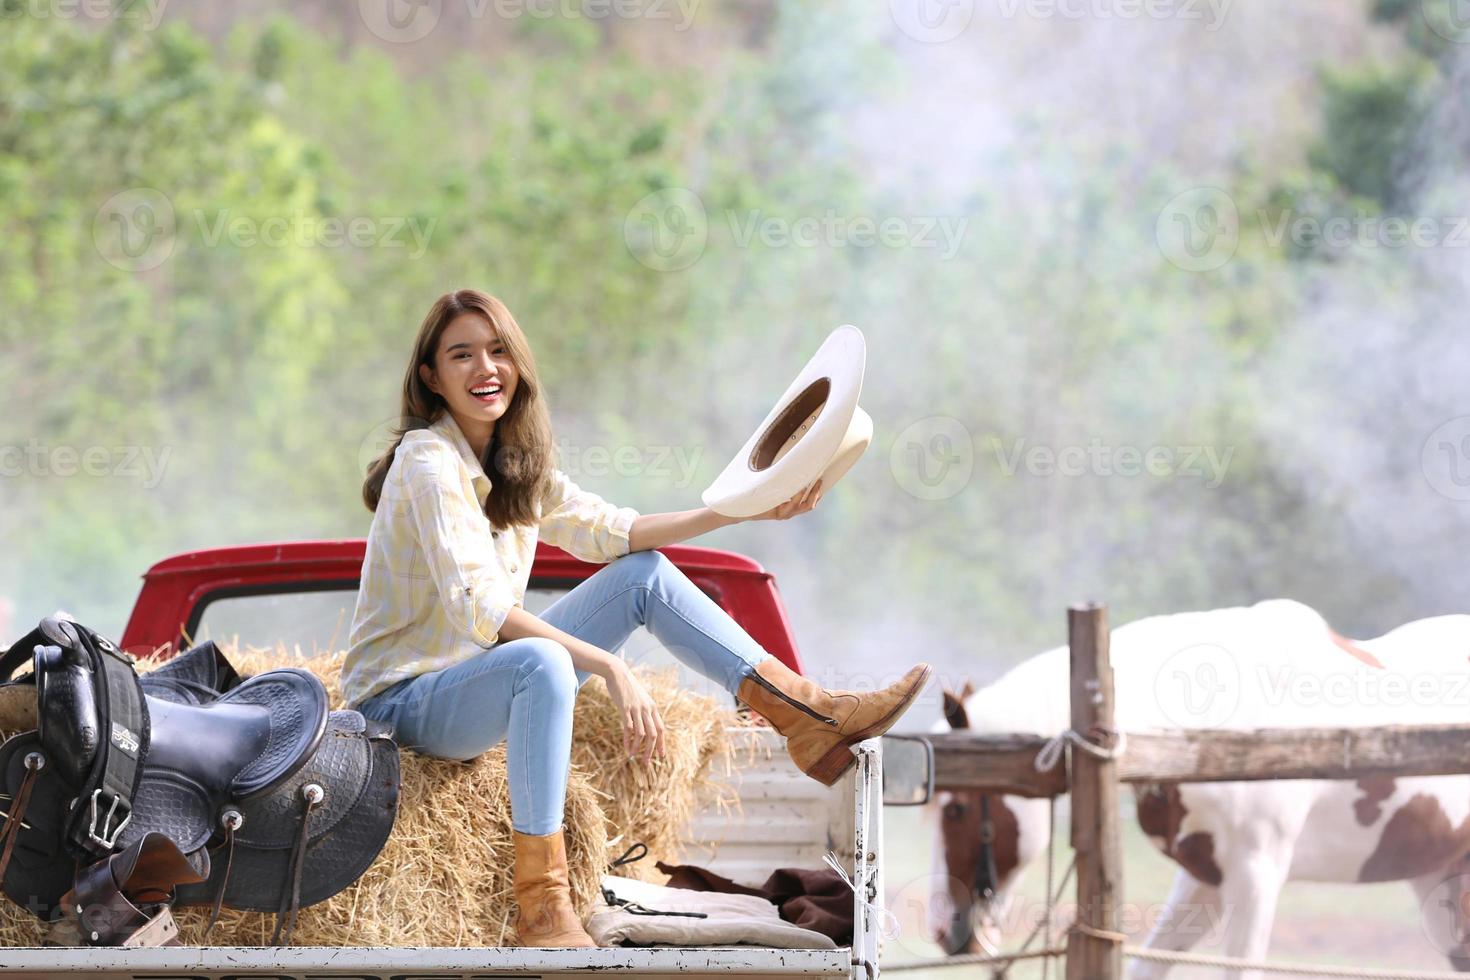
<box><xmin>342</xmin><ymin>289</ymin><xmax>931</xmax><ymax>948</ymax></box>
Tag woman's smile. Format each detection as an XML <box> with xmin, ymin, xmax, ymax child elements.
<box><xmin>470</xmin><ymin>382</ymin><xmax>503</xmax><ymax>405</ymax></box>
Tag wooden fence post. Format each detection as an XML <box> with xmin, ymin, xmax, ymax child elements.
<box><xmin>1066</xmin><ymin>603</ymin><xmax>1122</xmax><ymax>980</ymax></box>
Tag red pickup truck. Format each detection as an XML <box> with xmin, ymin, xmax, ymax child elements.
<box><xmin>3</xmin><ymin>538</ymin><xmax>927</xmax><ymax>980</ymax></box>
<box><xmin>118</xmin><ymin>539</ymin><xmax>806</xmax><ymax>675</ymax></box>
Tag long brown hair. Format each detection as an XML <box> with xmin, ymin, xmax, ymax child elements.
<box><xmin>362</xmin><ymin>289</ymin><xmax>555</xmax><ymax>530</ymax></box>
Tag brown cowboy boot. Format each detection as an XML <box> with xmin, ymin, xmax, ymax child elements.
<box><xmin>737</xmin><ymin>658</ymin><xmax>933</xmax><ymax>785</ymax></box>
<box><xmin>511</xmin><ymin>828</ymin><xmax>598</xmax><ymax>948</ymax></box>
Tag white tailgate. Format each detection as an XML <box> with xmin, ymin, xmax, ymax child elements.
<box><xmin>677</xmin><ymin>726</ymin><xmax>857</xmax><ymax>885</ymax></box>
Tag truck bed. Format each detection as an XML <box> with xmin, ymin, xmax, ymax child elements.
<box><xmin>0</xmin><ymin>733</ymin><xmax>885</xmax><ymax>980</ymax></box>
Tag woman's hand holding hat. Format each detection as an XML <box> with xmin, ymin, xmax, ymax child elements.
<box><xmin>745</xmin><ymin>479</ymin><xmax>823</xmax><ymax>522</ymax></box>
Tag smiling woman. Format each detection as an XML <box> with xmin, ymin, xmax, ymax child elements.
<box><xmin>343</xmin><ymin>288</ymin><xmax>932</xmax><ymax>949</ymax></box>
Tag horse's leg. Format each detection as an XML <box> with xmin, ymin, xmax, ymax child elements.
<box><xmin>1212</xmin><ymin>838</ymin><xmax>1294</xmax><ymax>980</ymax></box>
<box><xmin>1125</xmin><ymin>867</ymin><xmax>1224</xmax><ymax>980</ymax></box>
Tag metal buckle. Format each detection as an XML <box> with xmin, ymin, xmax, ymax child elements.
<box><xmin>86</xmin><ymin>790</ymin><xmax>131</xmax><ymax>850</ymax></box>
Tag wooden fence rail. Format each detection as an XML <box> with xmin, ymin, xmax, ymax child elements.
<box><xmin>929</xmin><ymin>723</ymin><xmax>1470</xmax><ymax>793</ymax></box>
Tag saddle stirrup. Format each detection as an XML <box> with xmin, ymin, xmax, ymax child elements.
<box><xmin>45</xmin><ymin>832</ymin><xmax>205</xmax><ymax>948</ymax></box>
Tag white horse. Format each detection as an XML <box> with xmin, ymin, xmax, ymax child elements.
<box><xmin>927</xmin><ymin>598</ymin><xmax>1470</xmax><ymax>978</ymax></box>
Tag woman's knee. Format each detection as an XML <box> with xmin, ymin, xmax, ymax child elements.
<box><xmin>614</xmin><ymin>547</ymin><xmax>672</xmax><ymax>583</ymax></box>
<box><xmin>507</xmin><ymin>637</ymin><xmax>577</xmax><ymax>698</ymax></box>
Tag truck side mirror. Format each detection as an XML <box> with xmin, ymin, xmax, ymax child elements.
<box><xmin>880</xmin><ymin>734</ymin><xmax>933</xmax><ymax>806</ymax></box>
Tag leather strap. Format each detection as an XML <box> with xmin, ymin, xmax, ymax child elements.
<box><xmin>0</xmin><ymin>627</ymin><xmax>42</xmax><ymax>683</ymax></box>
<box><xmin>0</xmin><ymin>646</ymin><xmax>32</xmax><ymax>685</ymax></box>
<box><xmin>62</xmin><ymin>634</ymin><xmax>149</xmax><ymax>860</ymax></box>
<box><xmin>270</xmin><ymin>783</ymin><xmax>324</xmax><ymax>946</ymax></box>
<box><xmin>0</xmin><ymin>754</ymin><xmax>42</xmax><ymax>884</ymax></box>
<box><xmin>973</xmin><ymin>794</ymin><xmax>998</xmax><ymax>902</ymax></box>
<box><xmin>202</xmin><ymin>817</ymin><xmax>239</xmax><ymax>943</ymax></box>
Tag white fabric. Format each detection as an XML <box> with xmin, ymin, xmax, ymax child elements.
<box><xmin>587</xmin><ymin>874</ymin><xmax>838</xmax><ymax>949</ymax></box>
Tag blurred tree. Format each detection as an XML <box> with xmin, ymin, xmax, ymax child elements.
<box><xmin>1308</xmin><ymin>58</ymin><xmax>1436</xmax><ymax>212</ymax></box>
<box><xmin>0</xmin><ymin>12</ymin><xmax>344</xmax><ymax>627</ymax></box>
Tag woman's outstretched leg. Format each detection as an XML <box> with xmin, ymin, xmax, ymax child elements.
<box><xmin>537</xmin><ymin>548</ymin><xmax>772</xmax><ymax>692</ymax></box>
<box><xmin>540</xmin><ymin>548</ymin><xmax>931</xmax><ymax>785</ymax></box>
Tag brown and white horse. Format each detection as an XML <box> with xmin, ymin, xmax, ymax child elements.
<box><xmin>926</xmin><ymin>599</ymin><xmax>1470</xmax><ymax>978</ymax></box>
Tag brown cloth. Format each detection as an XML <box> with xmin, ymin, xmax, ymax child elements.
<box><xmin>655</xmin><ymin>860</ymin><xmax>853</xmax><ymax>945</ymax></box>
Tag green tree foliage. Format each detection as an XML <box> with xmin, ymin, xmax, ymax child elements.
<box><xmin>0</xmin><ymin>12</ymin><xmax>344</xmax><ymax>626</ymax></box>
<box><xmin>1308</xmin><ymin>58</ymin><xmax>1436</xmax><ymax>212</ymax></box>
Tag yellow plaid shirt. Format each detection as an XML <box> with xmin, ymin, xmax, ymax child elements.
<box><xmin>340</xmin><ymin>412</ymin><xmax>639</xmax><ymax>709</ymax></box>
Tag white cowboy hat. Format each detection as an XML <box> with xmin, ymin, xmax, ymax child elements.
<box><xmin>702</xmin><ymin>324</ymin><xmax>873</xmax><ymax>519</ymax></box>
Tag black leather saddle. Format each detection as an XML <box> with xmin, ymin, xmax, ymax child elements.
<box><xmin>0</xmin><ymin>618</ymin><xmax>399</xmax><ymax>945</ymax></box>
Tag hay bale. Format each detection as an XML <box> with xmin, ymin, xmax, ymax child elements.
<box><xmin>570</xmin><ymin>669</ymin><xmax>738</xmax><ymax>881</ymax></box>
<box><xmin>0</xmin><ymin>640</ymin><xmax>737</xmax><ymax>946</ymax></box>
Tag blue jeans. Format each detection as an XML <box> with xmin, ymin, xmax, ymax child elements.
<box><xmin>356</xmin><ymin>549</ymin><xmax>774</xmax><ymax>835</ymax></box>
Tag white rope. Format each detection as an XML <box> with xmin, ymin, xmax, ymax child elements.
<box><xmin>884</xmin><ymin>943</ymin><xmax>1469</xmax><ymax>977</ymax></box>
<box><xmin>822</xmin><ymin>850</ymin><xmax>900</xmax><ymax>940</ymax></box>
<box><xmin>882</xmin><ymin>947</ymin><xmax>1065</xmax><ymax>971</ymax></box>
<box><xmin>1034</xmin><ymin>727</ymin><xmax>1128</xmax><ymax>772</ymax></box>
<box><xmin>1126</xmin><ymin>945</ymin><xmax>1470</xmax><ymax>979</ymax></box>
<box><xmin>1041</xmin><ymin>794</ymin><xmax>1056</xmax><ymax>980</ymax></box>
